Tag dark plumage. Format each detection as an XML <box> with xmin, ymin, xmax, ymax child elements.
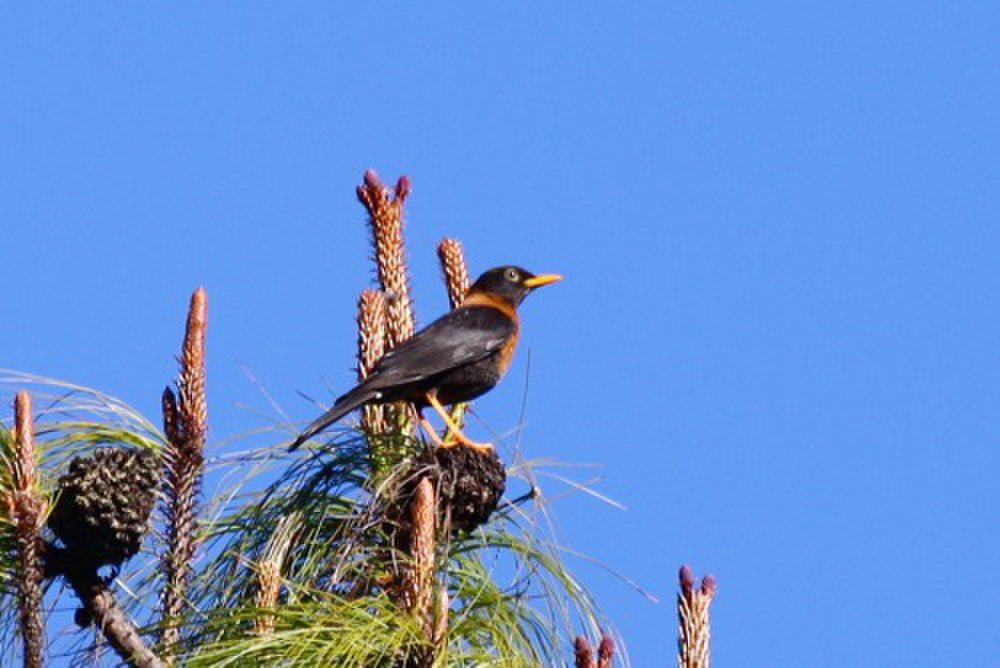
<box><xmin>290</xmin><ymin>265</ymin><xmax>561</xmax><ymax>451</ymax></box>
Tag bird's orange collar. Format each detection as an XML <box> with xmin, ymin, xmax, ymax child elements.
<box><xmin>462</xmin><ymin>290</ymin><xmax>519</xmax><ymax>321</ymax></box>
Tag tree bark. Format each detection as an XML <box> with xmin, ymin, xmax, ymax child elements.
<box><xmin>45</xmin><ymin>545</ymin><xmax>164</xmax><ymax>668</ymax></box>
<box><xmin>66</xmin><ymin>566</ymin><xmax>165</xmax><ymax>668</ymax></box>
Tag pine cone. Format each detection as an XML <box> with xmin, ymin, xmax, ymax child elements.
<box><xmin>406</xmin><ymin>445</ymin><xmax>506</xmax><ymax>533</ymax></box>
<box><xmin>436</xmin><ymin>446</ymin><xmax>506</xmax><ymax>531</ymax></box>
<box><xmin>48</xmin><ymin>448</ymin><xmax>161</xmax><ymax>569</ymax></box>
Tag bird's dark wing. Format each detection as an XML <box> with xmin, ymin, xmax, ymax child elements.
<box><xmin>367</xmin><ymin>305</ymin><xmax>516</xmax><ymax>388</ymax></box>
<box><xmin>290</xmin><ymin>304</ymin><xmax>515</xmax><ymax>451</ymax></box>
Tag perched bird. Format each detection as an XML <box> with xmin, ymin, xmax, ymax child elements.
<box><xmin>290</xmin><ymin>266</ymin><xmax>562</xmax><ymax>452</ymax></box>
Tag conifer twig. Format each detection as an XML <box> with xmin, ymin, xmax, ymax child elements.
<box><xmin>12</xmin><ymin>392</ymin><xmax>46</xmax><ymax>668</ymax></box>
<box><xmin>574</xmin><ymin>637</ymin><xmax>594</xmax><ymax>668</ymax></box>
<box><xmin>159</xmin><ymin>288</ymin><xmax>208</xmax><ymax>653</ymax></box>
<box><xmin>677</xmin><ymin>565</ymin><xmax>716</xmax><ymax>668</ymax></box>
<box><xmin>253</xmin><ymin>561</ymin><xmax>281</xmax><ymax>636</ymax></box>
<box><xmin>436</xmin><ymin>238</ymin><xmax>471</xmax><ymax>309</ymax></box>
<box><xmin>357</xmin><ymin>169</ymin><xmax>415</xmax><ymax>348</ymax></box>
<box><xmin>573</xmin><ymin>634</ymin><xmax>615</xmax><ymax>668</ymax></box>
<box><xmin>406</xmin><ymin>478</ymin><xmax>436</xmax><ymax>620</ymax></box>
<box><xmin>404</xmin><ymin>477</ymin><xmax>437</xmax><ymax>667</ymax></box>
<box><xmin>356</xmin><ymin>289</ymin><xmax>388</xmax><ymax>435</ymax></box>
<box><xmin>253</xmin><ymin>514</ymin><xmax>297</xmax><ymax>635</ymax></box>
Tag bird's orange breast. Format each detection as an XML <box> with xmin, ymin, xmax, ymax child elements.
<box><xmin>495</xmin><ymin>325</ymin><xmax>520</xmax><ymax>377</ymax></box>
<box><xmin>462</xmin><ymin>291</ymin><xmax>521</xmax><ymax>378</ymax></box>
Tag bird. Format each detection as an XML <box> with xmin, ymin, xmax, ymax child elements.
<box><xmin>289</xmin><ymin>266</ymin><xmax>562</xmax><ymax>452</ymax></box>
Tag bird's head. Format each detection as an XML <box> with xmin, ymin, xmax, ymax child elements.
<box><xmin>467</xmin><ymin>266</ymin><xmax>563</xmax><ymax>306</ymax></box>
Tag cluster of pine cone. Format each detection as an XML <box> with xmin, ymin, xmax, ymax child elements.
<box><xmin>406</xmin><ymin>444</ymin><xmax>506</xmax><ymax>533</ymax></box>
<box><xmin>47</xmin><ymin>447</ymin><xmax>160</xmax><ymax>570</ymax></box>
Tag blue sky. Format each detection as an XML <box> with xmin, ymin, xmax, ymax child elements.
<box><xmin>3</xmin><ymin>4</ymin><xmax>998</xmax><ymax>665</ymax></box>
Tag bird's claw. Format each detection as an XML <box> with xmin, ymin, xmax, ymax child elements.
<box><xmin>442</xmin><ymin>434</ymin><xmax>494</xmax><ymax>454</ymax></box>
<box><xmin>460</xmin><ymin>440</ymin><xmax>494</xmax><ymax>455</ymax></box>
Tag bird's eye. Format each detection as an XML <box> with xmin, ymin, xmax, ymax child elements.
<box><xmin>505</xmin><ymin>269</ymin><xmax>519</xmax><ymax>282</ymax></box>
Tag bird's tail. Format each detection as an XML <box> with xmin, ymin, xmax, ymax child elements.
<box><xmin>288</xmin><ymin>386</ymin><xmax>378</xmax><ymax>451</ymax></box>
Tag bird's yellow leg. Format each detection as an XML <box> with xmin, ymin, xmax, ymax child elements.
<box><xmin>425</xmin><ymin>393</ymin><xmax>494</xmax><ymax>453</ymax></box>
<box><xmin>418</xmin><ymin>415</ymin><xmax>448</xmax><ymax>448</ymax></box>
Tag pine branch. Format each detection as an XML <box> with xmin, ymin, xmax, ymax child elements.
<box><xmin>12</xmin><ymin>391</ymin><xmax>46</xmax><ymax>668</ymax></box>
<box><xmin>159</xmin><ymin>287</ymin><xmax>208</xmax><ymax>653</ymax></box>
<box><xmin>357</xmin><ymin>169</ymin><xmax>417</xmax><ymax>437</ymax></box>
<box><xmin>45</xmin><ymin>544</ymin><xmax>165</xmax><ymax>668</ymax></box>
<box><xmin>74</xmin><ymin>570</ymin><xmax>165</xmax><ymax>667</ymax></box>
<box><xmin>677</xmin><ymin>565</ymin><xmax>716</xmax><ymax>668</ymax></box>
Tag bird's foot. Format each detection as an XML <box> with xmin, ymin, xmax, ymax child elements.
<box><xmin>424</xmin><ymin>393</ymin><xmax>494</xmax><ymax>454</ymax></box>
<box><xmin>418</xmin><ymin>417</ymin><xmax>448</xmax><ymax>448</ymax></box>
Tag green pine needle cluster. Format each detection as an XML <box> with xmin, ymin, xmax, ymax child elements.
<box><xmin>0</xmin><ymin>371</ymin><xmax>622</xmax><ymax>667</ymax></box>
<box><xmin>188</xmin><ymin>595</ymin><xmax>426</xmax><ymax>667</ymax></box>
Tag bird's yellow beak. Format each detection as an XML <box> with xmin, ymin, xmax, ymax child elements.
<box><xmin>523</xmin><ymin>274</ymin><xmax>563</xmax><ymax>288</ymax></box>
